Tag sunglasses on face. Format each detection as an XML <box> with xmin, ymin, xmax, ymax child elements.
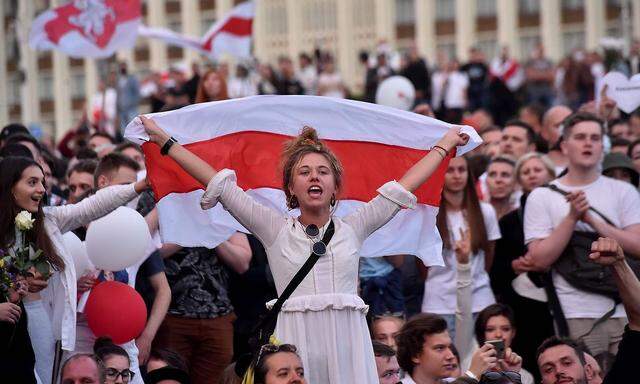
<box><xmin>481</xmin><ymin>371</ymin><xmax>522</xmax><ymax>384</ymax></box>
<box><xmin>105</xmin><ymin>367</ymin><xmax>135</xmax><ymax>382</ymax></box>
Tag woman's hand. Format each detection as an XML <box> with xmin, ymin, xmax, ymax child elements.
<box><xmin>499</xmin><ymin>348</ymin><xmax>523</xmax><ymax>372</ymax></box>
<box><xmin>77</xmin><ymin>274</ymin><xmax>97</xmax><ymax>293</ymax></box>
<box><xmin>0</xmin><ymin>302</ymin><xmax>21</xmax><ymax>324</ymax></box>
<box><xmin>140</xmin><ymin>116</ymin><xmax>171</xmax><ymax>146</ymax></box>
<box><xmin>8</xmin><ymin>277</ymin><xmax>29</xmax><ymax>303</ymax></box>
<box><xmin>454</xmin><ymin>228</ymin><xmax>471</xmax><ymax>264</ymax></box>
<box><xmin>26</xmin><ymin>268</ymin><xmax>48</xmax><ymax>293</ymax></box>
<box><xmin>437</xmin><ymin>126</ymin><xmax>470</xmax><ymax>153</ymax></box>
<box><xmin>468</xmin><ymin>343</ymin><xmax>498</xmax><ymax>378</ymax></box>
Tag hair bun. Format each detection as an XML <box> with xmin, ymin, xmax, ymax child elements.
<box><xmin>93</xmin><ymin>336</ymin><xmax>116</xmax><ymax>353</ymax></box>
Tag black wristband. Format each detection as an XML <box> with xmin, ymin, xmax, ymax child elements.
<box><xmin>160</xmin><ymin>137</ymin><xmax>177</xmax><ymax>156</ymax></box>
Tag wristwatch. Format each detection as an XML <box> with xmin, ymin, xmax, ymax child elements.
<box><xmin>160</xmin><ymin>136</ymin><xmax>177</xmax><ymax>156</ymax></box>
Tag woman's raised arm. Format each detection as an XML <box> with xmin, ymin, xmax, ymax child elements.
<box><xmin>398</xmin><ymin>126</ymin><xmax>469</xmax><ymax>192</ymax></box>
<box><xmin>141</xmin><ymin>116</ymin><xmax>217</xmax><ymax>186</ymax></box>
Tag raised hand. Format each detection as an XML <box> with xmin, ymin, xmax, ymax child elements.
<box><xmin>589</xmin><ymin>237</ymin><xmax>624</xmax><ymax>266</ymax></box>
<box><xmin>468</xmin><ymin>343</ymin><xmax>498</xmax><ymax>378</ymax></box>
<box><xmin>140</xmin><ymin>116</ymin><xmax>171</xmax><ymax>146</ymax></box>
<box><xmin>437</xmin><ymin>126</ymin><xmax>470</xmax><ymax>153</ymax></box>
<box><xmin>499</xmin><ymin>348</ymin><xmax>523</xmax><ymax>373</ymax></box>
<box><xmin>454</xmin><ymin>228</ymin><xmax>471</xmax><ymax>264</ymax></box>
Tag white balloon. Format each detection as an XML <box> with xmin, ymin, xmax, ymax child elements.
<box><xmin>375</xmin><ymin>76</ymin><xmax>416</xmax><ymax>111</ymax></box>
<box><xmin>62</xmin><ymin>231</ymin><xmax>94</xmax><ymax>277</ymax></box>
<box><xmin>85</xmin><ymin>207</ymin><xmax>152</xmax><ymax>271</ymax></box>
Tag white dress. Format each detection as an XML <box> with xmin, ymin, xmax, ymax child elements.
<box><xmin>202</xmin><ymin>169</ymin><xmax>417</xmax><ymax>384</ymax></box>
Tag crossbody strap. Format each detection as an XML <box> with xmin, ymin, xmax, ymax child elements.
<box><xmin>256</xmin><ymin>220</ymin><xmax>335</xmax><ymax>341</ymax></box>
<box><xmin>543</xmin><ymin>184</ymin><xmax>616</xmax><ymax>226</ymax></box>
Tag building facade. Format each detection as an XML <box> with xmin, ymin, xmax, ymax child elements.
<box><xmin>1</xmin><ymin>0</ymin><xmax>639</xmax><ymax>139</ymax></box>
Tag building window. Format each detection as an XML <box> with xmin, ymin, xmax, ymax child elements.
<box><xmin>8</xmin><ymin>75</ymin><xmax>20</xmax><ymax>105</ymax></box>
<box><xmin>518</xmin><ymin>0</ymin><xmax>539</xmax><ymax>14</ymax></box>
<box><xmin>71</xmin><ymin>72</ymin><xmax>85</xmax><ymax>99</ymax></box>
<box><xmin>520</xmin><ymin>35</ymin><xmax>540</xmax><ymax>59</ymax></box>
<box><xmin>477</xmin><ymin>39</ymin><xmax>497</xmax><ymax>59</ymax></box>
<box><xmin>39</xmin><ymin>73</ymin><xmax>53</xmax><ymax>101</ymax></box>
<box><xmin>201</xmin><ymin>16</ymin><xmax>216</xmax><ymax>35</ymax></box>
<box><xmin>477</xmin><ymin>0</ymin><xmax>496</xmax><ymax>17</ymax></box>
<box><xmin>437</xmin><ymin>41</ymin><xmax>456</xmax><ymax>61</ymax></box>
<box><xmin>562</xmin><ymin>0</ymin><xmax>582</xmax><ymax>10</ymax></box>
<box><xmin>168</xmin><ymin>19</ymin><xmax>182</xmax><ymax>33</ymax></box>
<box><xmin>396</xmin><ymin>0</ymin><xmax>415</xmax><ymax>24</ymax></box>
<box><xmin>436</xmin><ymin>0</ymin><xmax>455</xmax><ymax>20</ymax></box>
<box><xmin>562</xmin><ymin>30</ymin><xmax>585</xmax><ymax>54</ymax></box>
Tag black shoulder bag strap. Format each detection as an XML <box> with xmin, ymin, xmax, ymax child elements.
<box><xmin>255</xmin><ymin>220</ymin><xmax>336</xmax><ymax>345</ymax></box>
<box><xmin>542</xmin><ymin>184</ymin><xmax>621</xmax><ymax>339</ymax></box>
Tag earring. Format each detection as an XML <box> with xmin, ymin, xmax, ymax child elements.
<box><xmin>330</xmin><ymin>194</ymin><xmax>336</xmax><ymax>207</ymax></box>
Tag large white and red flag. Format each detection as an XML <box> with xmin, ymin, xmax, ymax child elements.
<box><xmin>29</xmin><ymin>0</ymin><xmax>141</xmax><ymax>58</ymax></box>
<box><xmin>124</xmin><ymin>96</ymin><xmax>482</xmax><ymax>266</ymax></box>
<box><xmin>138</xmin><ymin>1</ymin><xmax>254</xmax><ymax>60</ymax></box>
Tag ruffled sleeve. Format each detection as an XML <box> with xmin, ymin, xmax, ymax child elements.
<box><xmin>200</xmin><ymin>169</ymin><xmax>286</xmax><ymax>247</ymax></box>
<box><xmin>343</xmin><ymin>181</ymin><xmax>417</xmax><ymax>245</ymax></box>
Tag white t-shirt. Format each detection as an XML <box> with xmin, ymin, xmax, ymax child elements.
<box><xmin>524</xmin><ymin>176</ymin><xmax>640</xmax><ymax>319</ymax></box>
<box><xmin>422</xmin><ymin>203</ymin><xmax>501</xmax><ymax>314</ymax></box>
<box><xmin>431</xmin><ymin>71</ymin><xmax>469</xmax><ymax>110</ymax></box>
<box><xmin>318</xmin><ymin>72</ymin><xmax>345</xmax><ymax>98</ymax></box>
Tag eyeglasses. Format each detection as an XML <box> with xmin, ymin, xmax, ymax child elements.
<box><xmin>257</xmin><ymin>343</ymin><xmax>298</xmax><ymax>365</ymax></box>
<box><xmin>304</xmin><ymin>224</ymin><xmax>327</xmax><ymax>256</ymax></box>
<box><xmin>481</xmin><ymin>371</ymin><xmax>522</xmax><ymax>384</ymax></box>
<box><xmin>105</xmin><ymin>368</ymin><xmax>135</xmax><ymax>383</ymax></box>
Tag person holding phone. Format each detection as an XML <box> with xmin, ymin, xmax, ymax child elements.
<box><xmin>473</xmin><ymin>304</ymin><xmax>534</xmax><ymax>384</ymax></box>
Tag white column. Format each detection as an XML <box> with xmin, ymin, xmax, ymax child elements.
<box><xmin>18</xmin><ymin>0</ymin><xmax>40</xmax><ymax>126</ymax></box>
<box><xmin>84</xmin><ymin>59</ymin><xmax>98</xmax><ymax>115</ymax></box>
<box><xmin>375</xmin><ymin>0</ymin><xmax>396</xmax><ymax>45</ymax></box>
<box><xmin>497</xmin><ymin>0</ymin><xmax>520</xmax><ymax>59</ymax></box>
<box><xmin>585</xmin><ymin>0</ymin><xmax>606</xmax><ymax>51</ymax></box>
<box><xmin>253</xmin><ymin>0</ymin><xmax>268</xmax><ymax>61</ymax></box>
<box><xmin>216</xmin><ymin>0</ymin><xmax>234</xmax><ymax>20</ymax></box>
<box><xmin>455</xmin><ymin>0</ymin><xmax>476</xmax><ymax>62</ymax></box>
<box><xmin>415</xmin><ymin>0</ymin><xmax>437</xmax><ymax>61</ymax></box>
<box><xmin>540</xmin><ymin>0</ymin><xmax>563</xmax><ymax>62</ymax></box>
<box><xmin>337</xmin><ymin>0</ymin><xmax>356</xmax><ymax>91</ymax></box>
<box><xmin>0</xmin><ymin>0</ymin><xmax>8</xmax><ymax>126</ymax></box>
<box><xmin>285</xmin><ymin>0</ymin><xmax>303</xmax><ymax>60</ymax></box>
<box><xmin>148</xmin><ymin>0</ymin><xmax>168</xmax><ymax>72</ymax></box>
<box><xmin>181</xmin><ymin>0</ymin><xmax>201</xmax><ymax>66</ymax></box>
<box><xmin>52</xmin><ymin>0</ymin><xmax>72</xmax><ymax>139</ymax></box>
<box><xmin>634</xmin><ymin>0</ymin><xmax>640</xmax><ymax>40</ymax></box>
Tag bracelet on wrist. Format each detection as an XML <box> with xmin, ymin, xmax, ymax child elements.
<box><xmin>465</xmin><ymin>370</ymin><xmax>479</xmax><ymax>381</ymax></box>
<box><xmin>160</xmin><ymin>137</ymin><xmax>177</xmax><ymax>156</ymax></box>
<box><xmin>433</xmin><ymin>145</ymin><xmax>449</xmax><ymax>156</ymax></box>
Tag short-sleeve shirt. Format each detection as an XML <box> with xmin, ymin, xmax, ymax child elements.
<box><xmin>524</xmin><ymin>176</ymin><xmax>640</xmax><ymax>318</ymax></box>
<box><xmin>422</xmin><ymin>202</ymin><xmax>501</xmax><ymax>314</ymax></box>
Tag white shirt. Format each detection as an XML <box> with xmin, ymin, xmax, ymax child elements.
<box><xmin>318</xmin><ymin>72</ymin><xmax>345</xmax><ymax>98</ymax></box>
<box><xmin>524</xmin><ymin>176</ymin><xmax>640</xmax><ymax>318</ymax></box>
<box><xmin>431</xmin><ymin>71</ymin><xmax>469</xmax><ymax>110</ymax></box>
<box><xmin>41</xmin><ymin>184</ymin><xmax>139</xmax><ymax>351</ymax></box>
<box><xmin>422</xmin><ymin>203</ymin><xmax>501</xmax><ymax>314</ymax></box>
<box><xmin>298</xmin><ymin>65</ymin><xmax>318</xmax><ymax>95</ymax></box>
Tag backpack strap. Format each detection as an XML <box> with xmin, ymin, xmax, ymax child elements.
<box><xmin>543</xmin><ymin>184</ymin><xmax>616</xmax><ymax>226</ymax></box>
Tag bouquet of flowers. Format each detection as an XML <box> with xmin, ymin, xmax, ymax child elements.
<box><xmin>0</xmin><ymin>211</ymin><xmax>51</xmax><ymax>300</ymax></box>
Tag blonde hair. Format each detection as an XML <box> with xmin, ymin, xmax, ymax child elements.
<box><xmin>281</xmin><ymin>126</ymin><xmax>343</xmax><ymax>209</ymax></box>
<box><xmin>515</xmin><ymin>152</ymin><xmax>556</xmax><ymax>185</ymax></box>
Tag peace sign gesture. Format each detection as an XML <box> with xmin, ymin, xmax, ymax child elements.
<box><xmin>454</xmin><ymin>228</ymin><xmax>471</xmax><ymax>264</ymax></box>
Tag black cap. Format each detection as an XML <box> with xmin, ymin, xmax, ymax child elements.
<box><xmin>0</xmin><ymin>123</ymin><xmax>30</xmax><ymax>142</ymax></box>
<box><xmin>603</xmin><ymin>152</ymin><xmax>639</xmax><ymax>187</ymax></box>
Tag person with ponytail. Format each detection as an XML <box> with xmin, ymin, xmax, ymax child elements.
<box><xmin>0</xmin><ymin>156</ymin><xmax>148</xmax><ymax>382</ymax></box>
<box><xmin>140</xmin><ymin>116</ymin><xmax>468</xmax><ymax>383</ymax></box>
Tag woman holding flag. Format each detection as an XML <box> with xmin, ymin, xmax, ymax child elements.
<box><xmin>140</xmin><ymin>115</ymin><xmax>468</xmax><ymax>383</ymax></box>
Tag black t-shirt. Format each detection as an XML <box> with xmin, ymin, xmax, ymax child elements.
<box><xmin>461</xmin><ymin>62</ymin><xmax>488</xmax><ymax>89</ymax></box>
<box><xmin>135</xmin><ymin>250</ymin><xmax>166</xmax><ymax>314</ymax></box>
<box><xmin>603</xmin><ymin>327</ymin><xmax>640</xmax><ymax>384</ymax></box>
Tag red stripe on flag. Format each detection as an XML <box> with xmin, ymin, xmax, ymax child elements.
<box><xmin>143</xmin><ymin>131</ymin><xmax>450</xmax><ymax>207</ymax></box>
<box><xmin>44</xmin><ymin>0</ymin><xmax>140</xmax><ymax>47</ymax></box>
<box><xmin>201</xmin><ymin>17</ymin><xmax>253</xmax><ymax>51</ymax></box>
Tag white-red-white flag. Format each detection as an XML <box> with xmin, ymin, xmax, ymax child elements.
<box><xmin>29</xmin><ymin>0</ymin><xmax>141</xmax><ymax>58</ymax></box>
<box><xmin>138</xmin><ymin>1</ymin><xmax>254</xmax><ymax>60</ymax></box>
<box><xmin>124</xmin><ymin>96</ymin><xmax>482</xmax><ymax>266</ymax></box>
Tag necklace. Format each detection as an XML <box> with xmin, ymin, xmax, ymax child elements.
<box><xmin>299</xmin><ymin>221</ymin><xmax>327</xmax><ymax>256</ymax></box>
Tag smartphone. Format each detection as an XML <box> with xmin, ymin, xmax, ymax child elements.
<box><xmin>487</xmin><ymin>339</ymin><xmax>505</xmax><ymax>359</ymax></box>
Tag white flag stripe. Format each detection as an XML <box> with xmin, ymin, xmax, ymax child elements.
<box><xmin>126</xmin><ymin>95</ymin><xmax>481</xmax><ymax>154</ymax></box>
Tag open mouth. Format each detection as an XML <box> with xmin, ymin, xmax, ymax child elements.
<box><xmin>308</xmin><ymin>185</ymin><xmax>323</xmax><ymax>198</ymax></box>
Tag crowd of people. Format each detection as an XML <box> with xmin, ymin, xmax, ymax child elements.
<box><xmin>1</xmin><ymin>37</ymin><xmax>640</xmax><ymax>384</ymax></box>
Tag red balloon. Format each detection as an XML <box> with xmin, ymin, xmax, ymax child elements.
<box><xmin>84</xmin><ymin>281</ymin><xmax>147</xmax><ymax>344</ymax></box>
